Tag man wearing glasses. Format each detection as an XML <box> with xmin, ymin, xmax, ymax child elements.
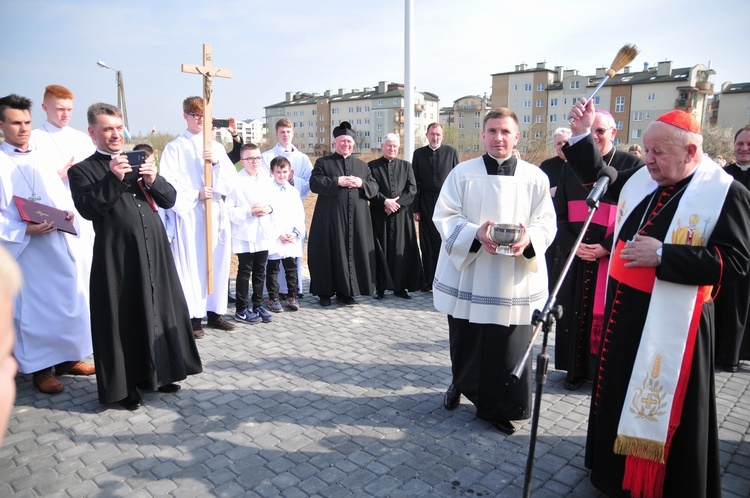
<box><xmin>553</xmin><ymin>109</ymin><xmax>644</xmax><ymax>391</ymax></box>
<box><xmin>160</xmin><ymin>96</ymin><xmax>239</xmax><ymax>337</ymax></box>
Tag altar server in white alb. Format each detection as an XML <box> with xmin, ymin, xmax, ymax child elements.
<box><xmin>0</xmin><ymin>94</ymin><xmax>94</xmax><ymax>395</ymax></box>
<box><xmin>433</xmin><ymin>107</ymin><xmax>556</xmax><ymax>435</ymax></box>
<box><xmin>261</xmin><ymin>118</ymin><xmax>313</xmax><ymax>298</ymax></box>
<box><xmin>30</xmin><ymin>85</ymin><xmax>96</xmax><ymax>305</ymax></box>
<box><xmin>159</xmin><ymin>96</ymin><xmax>239</xmax><ymax>337</ymax></box>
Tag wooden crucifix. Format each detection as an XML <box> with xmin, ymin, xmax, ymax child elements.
<box><xmin>181</xmin><ymin>43</ymin><xmax>232</xmax><ymax>294</ymax></box>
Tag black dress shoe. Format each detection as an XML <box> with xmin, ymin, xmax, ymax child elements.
<box><xmin>319</xmin><ymin>296</ymin><xmax>332</xmax><ymax>307</ymax></box>
<box><xmin>158</xmin><ymin>383</ymin><xmax>181</xmax><ymax>393</ymax></box>
<box><xmin>394</xmin><ymin>290</ymin><xmax>412</xmax><ymax>299</ymax></box>
<box><xmin>725</xmin><ymin>363</ymin><xmax>740</xmax><ymax>373</ymax></box>
<box><xmin>336</xmin><ymin>295</ymin><xmax>357</xmax><ymax>305</ymax></box>
<box><xmin>374</xmin><ymin>290</ymin><xmax>384</xmax><ymax>300</ymax></box>
<box><xmin>491</xmin><ymin>420</ymin><xmax>516</xmax><ymax>435</ymax></box>
<box><xmin>120</xmin><ymin>391</ymin><xmax>143</xmax><ymax>411</ymax></box>
<box><xmin>563</xmin><ymin>377</ymin><xmax>583</xmax><ymax>390</ymax></box>
<box><xmin>444</xmin><ymin>383</ymin><xmax>461</xmax><ymax>410</ymax></box>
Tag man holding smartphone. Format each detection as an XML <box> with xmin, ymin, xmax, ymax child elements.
<box><xmin>68</xmin><ymin>103</ymin><xmax>202</xmax><ymax>410</ymax></box>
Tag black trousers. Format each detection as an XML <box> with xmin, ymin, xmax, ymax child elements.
<box><xmin>236</xmin><ymin>251</ymin><xmax>268</xmax><ymax>311</ymax></box>
<box><xmin>266</xmin><ymin>257</ymin><xmax>299</xmax><ymax>299</ymax></box>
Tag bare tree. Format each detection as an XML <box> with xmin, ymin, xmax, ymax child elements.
<box><xmin>702</xmin><ymin>123</ymin><xmax>736</xmax><ymax>162</ymax></box>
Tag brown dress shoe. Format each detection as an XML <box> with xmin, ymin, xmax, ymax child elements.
<box><xmin>207</xmin><ymin>315</ymin><xmax>237</xmax><ymax>331</ymax></box>
<box><xmin>34</xmin><ymin>371</ymin><xmax>64</xmax><ymax>394</ymax></box>
<box><xmin>55</xmin><ymin>361</ymin><xmax>96</xmax><ymax>376</ymax></box>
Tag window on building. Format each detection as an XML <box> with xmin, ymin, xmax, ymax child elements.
<box><xmin>632</xmin><ymin>129</ymin><xmax>642</xmax><ymax>139</ymax></box>
<box><xmin>535</xmin><ymin>131</ymin><xmax>543</xmax><ymax>138</ymax></box>
<box><xmin>348</xmin><ymin>107</ymin><xmax>353</xmax><ymax>113</ymax></box>
<box><xmin>633</xmin><ymin>111</ymin><xmax>642</xmax><ymax>121</ymax></box>
<box><xmin>594</xmin><ymin>96</ymin><xmax>600</xmax><ymax>105</ymax></box>
<box><xmin>474</xmin><ymin>111</ymin><xmax>481</xmax><ymax>117</ymax></box>
<box><xmin>616</xmin><ymin>120</ymin><xmax>623</xmax><ymax>130</ymax></box>
<box><xmin>377</xmin><ymin>99</ymin><xmax>383</xmax><ymax>105</ymax></box>
<box><xmin>550</xmin><ymin>98</ymin><xmax>558</xmax><ymax>107</ymax></box>
<box><xmin>522</xmin><ymin>130</ymin><xmax>529</xmax><ymax>138</ymax></box>
<box><xmin>377</xmin><ymin>136</ymin><xmax>382</xmax><ymax>143</ymax></box>
<box><xmin>549</xmin><ymin>114</ymin><xmax>557</xmax><ymax>123</ymax></box>
<box><xmin>524</xmin><ymin>83</ymin><xmax>532</xmax><ymax>92</ymax></box>
<box><xmin>645</xmin><ymin>112</ymin><xmax>650</xmax><ymax>120</ymax></box>
<box><xmin>319</xmin><ymin>127</ymin><xmax>325</xmax><ymax>132</ymax></box>
<box><xmin>320</xmin><ymin>115</ymin><xmax>325</xmax><ymax>121</ymax></box>
<box><xmin>364</xmin><ymin>131</ymin><xmax>370</xmax><ymax>137</ymax></box>
<box><xmin>514</xmin><ymin>84</ymin><xmax>518</xmax><ymax>91</ymax></box>
<box><xmin>331</xmin><ymin>108</ymin><xmax>339</xmax><ymax>115</ymax></box>
<box><xmin>523</xmin><ymin>115</ymin><xmax>531</xmax><ymax>123</ymax></box>
<box><xmin>458</xmin><ymin>123</ymin><xmax>464</xmax><ymax>129</ymax></box>
<box><xmin>365</xmin><ymin>106</ymin><xmax>370</xmax><ymax>112</ymax></box>
<box><xmin>537</xmin><ymin>83</ymin><xmax>544</xmax><ymax>91</ymax></box>
<box><xmin>459</xmin><ymin>112</ymin><xmax>464</xmax><ymax>118</ymax></box>
<box><xmin>365</xmin><ymin>118</ymin><xmax>370</xmax><ymax>124</ymax></box>
<box><xmin>312</xmin><ymin>110</ymin><xmax>317</xmax><ymax>116</ymax></box>
<box><xmin>474</xmin><ymin>122</ymin><xmax>480</xmax><ymax>128</ymax></box>
<box><xmin>563</xmin><ymin>98</ymin><xmax>568</xmax><ymax>105</ymax></box>
<box><xmin>647</xmin><ymin>93</ymin><xmax>655</xmax><ymax>101</ymax></box>
<box><xmin>356</xmin><ymin>119</ymin><xmax>361</xmax><ymax>125</ymax></box>
<box><xmin>615</xmin><ymin>96</ymin><xmax>625</xmax><ymax>113</ymax></box>
<box><xmin>570</xmin><ymin>81</ymin><xmax>580</xmax><ymax>89</ymax></box>
<box><xmin>535</xmin><ymin>115</ymin><xmax>543</xmax><ymax>123</ymax></box>
<box><xmin>377</xmin><ymin>124</ymin><xmax>383</xmax><ymax>130</ymax></box>
<box><xmin>524</xmin><ymin>100</ymin><xmax>531</xmax><ymax>108</ymax></box>
<box><xmin>320</xmin><ymin>138</ymin><xmax>325</xmax><ymax>144</ymax></box>
<box><xmin>536</xmin><ymin>99</ymin><xmax>544</xmax><ymax>107</ymax></box>
<box><xmin>393</xmin><ymin>98</ymin><xmax>399</xmax><ymax>104</ymax></box>
<box><xmin>356</xmin><ymin>106</ymin><xmax>361</xmax><ymax>112</ymax></box>
<box><xmin>375</xmin><ymin>111</ymin><xmax>383</xmax><ymax>118</ymax></box>
<box><xmin>614</xmin><ymin>138</ymin><xmax>622</xmax><ymax>147</ymax></box>
<box><xmin>293</xmin><ymin>111</ymin><xmax>298</xmax><ymax>117</ymax></box>
<box><xmin>300</xmin><ymin>111</ymin><xmax>304</xmax><ymax>116</ymax></box>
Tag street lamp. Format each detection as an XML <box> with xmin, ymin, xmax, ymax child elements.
<box><xmin>96</xmin><ymin>60</ymin><xmax>130</xmax><ymax>135</ymax></box>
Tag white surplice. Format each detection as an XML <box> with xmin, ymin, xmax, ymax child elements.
<box><xmin>30</xmin><ymin>121</ymin><xmax>96</xmax><ymax>304</ymax></box>
<box><xmin>432</xmin><ymin>156</ymin><xmax>556</xmax><ymax>326</ymax></box>
<box><xmin>0</xmin><ymin>142</ymin><xmax>92</xmax><ymax>372</ymax></box>
<box><xmin>159</xmin><ymin>131</ymin><xmax>238</xmax><ymax>317</ymax></box>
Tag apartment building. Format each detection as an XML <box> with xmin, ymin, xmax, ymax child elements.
<box><xmin>492</xmin><ymin>61</ymin><xmax>716</xmax><ymax>153</ymax></box>
<box><xmin>443</xmin><ymin>95</ymin><xmax>491</xmax><ymax>153</ymax></box>
<box><xmin>712</xmin><ymin>82</ymin><xmax>750</xmax><ymax>131</ymax></box>
<box><xmin>213</xmin><ymin>118</ymin><xmax>265</xmax><ymax>148</ymax></box>
<box><xmin>264</xmin><ymin>81</ymin><xmax>440</xmax><ymax>155</ymax></box>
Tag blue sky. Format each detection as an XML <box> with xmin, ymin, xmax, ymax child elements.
<box><xmin>2</xmin><ymin>0</ymin><xmax>747</xmax><ymax>136</ymax></box>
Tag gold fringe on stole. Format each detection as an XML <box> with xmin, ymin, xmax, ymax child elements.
<box><xmin>613</xmin><ymin>435</ymin><xmax>666</xmax><ymax>464</ymax></box>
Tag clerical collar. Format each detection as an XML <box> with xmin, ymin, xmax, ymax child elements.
<box><xmin>737</xmin><ymin>163</ymin><xmax>750</xmax><ymax>172</ymax></box>
<box><xmin>429</xmin><ymin>144</ymin><xmax>441</xmax><ymax>151</ymax></box>
<box><xmin>278</xmin><ymin>143</ymin><xmax>295</xmax><ymax>154</ymax></box>
<box><xmin>96</xmin><ymin>149</ymin><xmax>121</xmax><ymax>158</ymax></box>
<box><xmin>482</xmin><ymin>153</ymin><xmax>517</xmax><ymax>176</ymax></box>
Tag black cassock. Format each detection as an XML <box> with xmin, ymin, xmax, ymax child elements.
<box><xmin>553</xmin><ymin>147</ymin><xmax>644</xmax><ymax>381</ymax></box>
<box><xmin>69</xmin><ymin>152</ymin><xmax>202</xmax><ymax>404</ymax></box>
<box><xmin>308</xmin><ymin>152</ymin><xmax>378</xmax><ymax>298</ymax></box>
<box><xmin>368</xmin><ymin>156</ymin><xmax>425</xmax><ymax>293</ymax></box>
<box><xmin>566</xmin><ymin>137</ymin><xmax>750</xmax><ymax>498</ymax></box>
<box><xmin>713</xmin><ymin>162</ymin><xmax>750</xmax><ymax>369</ymax></box>
<box><xmin>411</xmin><ymin>144</ymin><xmax>458</xmax><ymax>288</ymax></box>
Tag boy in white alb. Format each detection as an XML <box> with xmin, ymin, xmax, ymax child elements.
<box><xmin>266</xmin><ymin>156</ymin><xmax>305</xmax><ymax>312</ymax></box>
<box><xmin>226</xmin><ymin>143</ymin><xmax>275</xmax><ymax>324</ymax></box>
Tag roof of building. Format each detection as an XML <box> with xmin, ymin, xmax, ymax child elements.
<box><xmin>546</xmin><ymin>65</ymin><xmax>697</xmax><ymax>91</ymax></box>
<box><xmin>265</xmin><ymin>83</ymin><xmax>439</xmax><ymax>109</ymax></box>
<box><xmin>722</xmin><ymin>82</ymin><xmax>750</xmax><ymax>94</ymax></box>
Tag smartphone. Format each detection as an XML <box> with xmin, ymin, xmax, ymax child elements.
<box><xmin>213</xmin><ymin>118</ymin><xmax>230</xmax><ymax>128</ymax></box>
<box><xmin>123</xmin><ymin>150</ymin><xmax>147</xmax><ymax>166</ymax></box>
<box><xmin>122</xmin><ymin>150</ymin><xmax>147</xmax><ymax>181</ymax></box>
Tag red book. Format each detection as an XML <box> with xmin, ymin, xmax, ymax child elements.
<box><xmin>13</xmin><ymin>195</ymin><xmax>77</xmax><ymax>236</ymax></box>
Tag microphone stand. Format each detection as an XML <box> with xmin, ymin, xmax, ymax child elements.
<box><xmin>512</xmin><ymin>199</ymin><xmax>603</xmax><ymax>498</ymax></box>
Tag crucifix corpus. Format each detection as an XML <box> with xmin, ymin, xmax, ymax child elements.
<box><xmin>181</xmin><ymin>43</ymin><xmax>232</xmax><ymax>294</ymax></box>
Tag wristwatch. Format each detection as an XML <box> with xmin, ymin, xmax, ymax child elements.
<box><xmin>656</xmin><ymin>246</ymin><xmax>663</xmax><ymax>265</ymax></box>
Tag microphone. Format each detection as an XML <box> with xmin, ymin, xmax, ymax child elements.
<box><xmin>586</xmin><ymin>166</ymin><xmax>618</xmax><ymax>207</ymax></box>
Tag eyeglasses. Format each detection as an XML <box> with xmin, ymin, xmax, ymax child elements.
<box><xmin>241</xmin><ymin>157</ymin><xmax>262</xmax><ymax>163</ymax></box>
<box><xmin>186</xmin><ymin>113</ymin><xmax>204</xmax><ymax>120</ymax></box>
<box><xmin>593</xmin><ymin>127</ymin><xmax>612</xmax><ymax>135</ymax></box>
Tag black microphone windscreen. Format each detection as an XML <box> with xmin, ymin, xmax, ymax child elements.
<box><xmin>598</xmin><ymin>166</ymin><xmax>618</xmax><ymax>184</ymax></box>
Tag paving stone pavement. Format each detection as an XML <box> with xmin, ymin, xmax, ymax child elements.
<box><xmin>3</xmin><ymin>275</ymin><xmax>750</xmax><ymax>497</ymax></box>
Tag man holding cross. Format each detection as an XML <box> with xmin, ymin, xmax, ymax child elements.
<box><xmin>160</xmin><ymin>97</ymin><xmax>238</xmax><ymax>336</ymax></box>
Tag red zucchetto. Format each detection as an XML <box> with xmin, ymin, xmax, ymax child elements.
<box><xmin>656</xmin><ymin>110</ymin><xmax>701</xmax><ymax>134</ymax></box>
